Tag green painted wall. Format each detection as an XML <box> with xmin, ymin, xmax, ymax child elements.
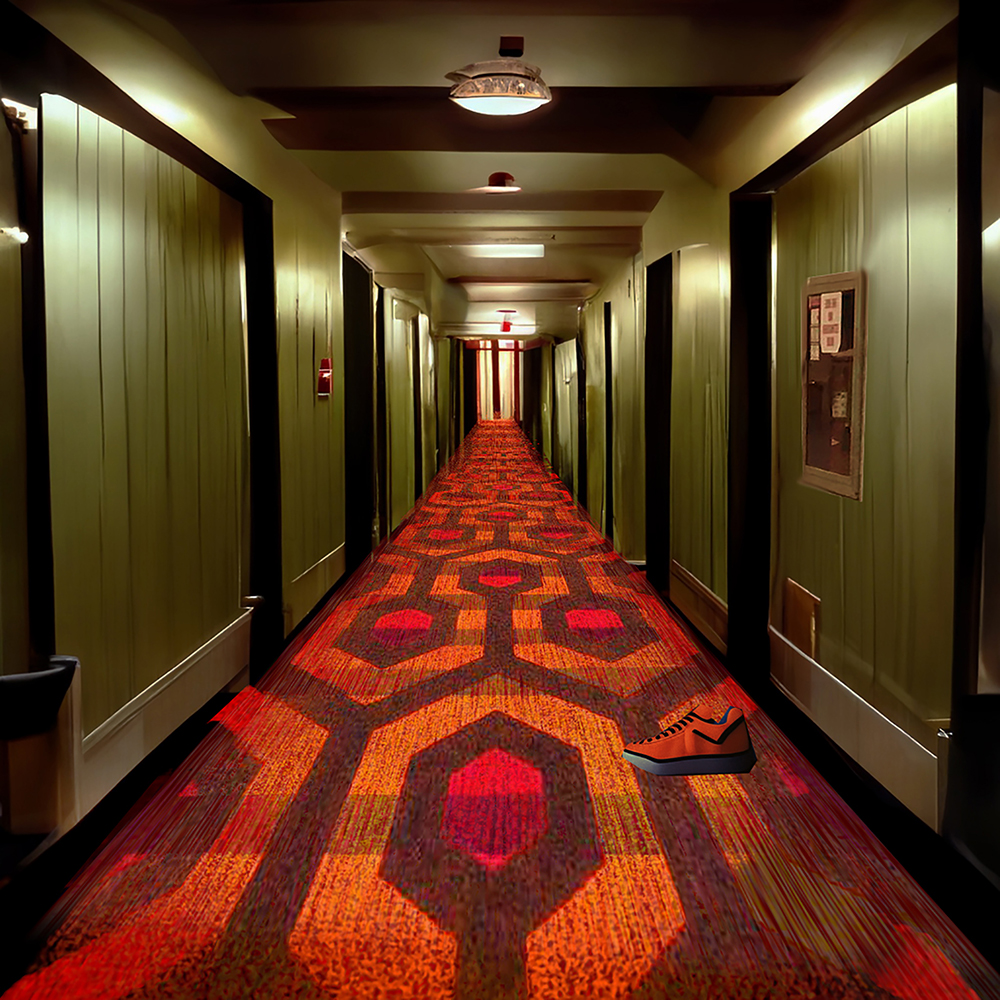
<box><xmin>541</xmin><ymin>343</ymin><xmax>554</xmax><ymax>468</ymax></box>
<box><xmin>581</xmin><ymin>254</ymin><xmax>647</xmax><ymax>561</ymax></box>
<box><xmin>276</xmin><ymin>207</ymin><xmax>345</xmax><ymax>629</ymax></box>
<box><xmin>42</xmin><ymin>95</ymin><xmax>249</xmax><ymax>734</ymax></box>
<box><xmin>417</xmin><ymin>314</ymin><xmax>437</xmax><ymax>492</ymax></box>
<box><xmin>553</xmin><ymin>341</ymin><xmax>577</xmax><ymax>494</ymax></box>
<box><xmin>977</xmin><ymin>85</ymin><xmax>1000</xmax><ymax>695</ymax></box>
<box><xmin>385</xmin><ymin>295</ymin><xmax>416</xmax><ymax>532</ymax></box>
<box><xmin>772</xmin><ymin>84</ymin><xmax>957</xmax><ymax>726</ymax></box>
<box><xmin>670</xmin><ymin>244</ymin><xmax>730</xmax><ymax>600</ymax></box>
<box><xmin>435</xmin><ymin>335</ymin><xmax>455</xmax><ymax>469</ymax></box>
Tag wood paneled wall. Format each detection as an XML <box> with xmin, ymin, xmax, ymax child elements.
<box><xmin>671</xmin><ymin>244</ymin><xmax>730</xmax><ymax>601</ymax></box>
<box><xmin>553</xmin><ymin>341</ymin><xmax>578</xmax><ymax>494</ymax></box>
<box><xmin>42</xmin><ymin>95</ymin><xmax>249</xmax><ymax>735</ymax></box>
<box><xmin>417</xmin><ymin>313</ymin><xmax>436</xmax><ymax>492</ymax></box>
<box><xmin>772</xmin><ymin>84</ymin><xmax>957</xmax><ymax>728</ymax></box>
<box><xmin>275</xmin><ymin>207</ymin><xmax>345</xmax><ymax>628</ymax></box>
<box><xmin>385</xmin><ymin>294</ymin><xmax>415</xmax><ymax>532</ymax></box>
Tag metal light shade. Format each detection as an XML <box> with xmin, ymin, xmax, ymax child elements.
<box><xmin>447</xmin><ymin>58</ymin><xmax>551</xmax><ymax>117</ymax></box>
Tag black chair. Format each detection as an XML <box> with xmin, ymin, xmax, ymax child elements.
<box><xmin>0</xmin><ymin>656</ymin><xmax>78</xmax><ymax>742</ymax></box>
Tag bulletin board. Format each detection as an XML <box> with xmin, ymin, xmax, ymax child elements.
<box><xmin>800</xmin><ymin>270</ymin><xmax>867</xmax><ymax>500</ymax></box>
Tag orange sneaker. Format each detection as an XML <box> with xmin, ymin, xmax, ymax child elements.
<box><xmin>622</xmin><ymin>703</ymin><xmax>757</xmax><ymax>776</ymax></box>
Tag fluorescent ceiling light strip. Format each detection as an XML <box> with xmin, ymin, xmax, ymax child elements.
<box><xmin>462</xmin><ymin>244</ymin><xmax>546</xmax><ymax>258</ymax></box>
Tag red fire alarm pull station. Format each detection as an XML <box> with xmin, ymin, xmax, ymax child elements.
<box><xmin>317</xmin><ymin>358</ymin><xmax>332</xmax><ymax>397</ymax></box>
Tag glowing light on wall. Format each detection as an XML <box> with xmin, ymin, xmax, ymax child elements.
<box><xmin>800</xmin><ymin>83</ymin><xmax>866</xmax><ymax>132</ymax></box>
<box><xmin>2</xmin><ymin>98</ymin><xmax>36</xmax><ymax>130</ymax></box>
<box><xmin>985</xmin><ymin>217</ymin><xmax>1000</xmax><ymax>249</ymax></box>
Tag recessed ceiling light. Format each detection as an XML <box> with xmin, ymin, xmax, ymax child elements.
<box><xmin>461</xmin><ymin>244</ymin><xmax>545</xmax><ymax>258</ymax></box>
<box><xmin>447</xmin><ymin>37</ymin><xmax>552</xmax><ymax>118</ymax></box>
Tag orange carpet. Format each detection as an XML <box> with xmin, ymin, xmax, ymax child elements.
<box><xmin>5</xmin><ymin>420</ymin><xmax>999</xmax><ymax>999</ymax></box>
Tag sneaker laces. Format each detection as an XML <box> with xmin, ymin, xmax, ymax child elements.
<box><xmin>637</xmin><ymin>710</ymin><xmax>697</xmax><ymax>744</ymax></box>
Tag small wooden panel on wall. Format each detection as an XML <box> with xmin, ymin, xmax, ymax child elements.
<box><xmin>670</xmin><ymin>560</ymin><xmax>728</xmax><ymax>655</ymax></box>
<box><xmin>783</xmin><ymin>577</ymin><xmax>820</xmax><ymax>661</ymax></box>
<box><xmin>800</xmin><ymin>270</ymin><xmax>868</xmax><ymax>500</ymax></box>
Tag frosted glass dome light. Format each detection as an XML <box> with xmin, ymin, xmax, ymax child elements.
<box><xmin>447</xmin><ymin>43</ymin><xmax>551</xmax><ymax>117</ymax></box>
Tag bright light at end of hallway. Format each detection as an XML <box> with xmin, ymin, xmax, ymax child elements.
<box><xmin>462</xmin><ymin>245</ymin><xmax>546</xmax><ymax>258</ymax></box>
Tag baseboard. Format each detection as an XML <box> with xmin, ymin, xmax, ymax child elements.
<box><xmin>768</xmin><ymin>625</ymin><xmax>942</xmax><ymax>831</ymax></box>
<box><xmin>79</xmin><ymin>612</ymin><xmax>251</xmax><ymax>817</ymax></box>
<box><xmin>669</xmin><ymin>560</ymin><xmax>728</xmax><ymax>655</ymax></box>
<box><xmin>284</xmin><ymin>543</ymin><xmax>346</xmax><ymax>636</ymax></box>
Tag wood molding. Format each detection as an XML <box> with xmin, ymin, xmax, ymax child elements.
<box><xmin>669</xmin><ymin>559</ymin><xmax>728</xmax><ymax>655</ymax></box>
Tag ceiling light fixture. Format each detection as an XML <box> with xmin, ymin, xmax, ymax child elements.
<box><xmin>468</xmin><ymin>171</ymin><xmax>522</xmax><ymax>193</ymax></box>
<box><xmin>462</xmin><ymin>244</ymin><xmax>545</xmax><ymax>258</ymax></box>
<box><xmin>447</xmin><ymin>36</ymin><xmax>551</xmax><ymax>118</ymax></box>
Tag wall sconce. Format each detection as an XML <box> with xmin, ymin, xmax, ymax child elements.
<box><xmin>1</xmin><ymin>98</ymin><xmax>37</xmax><ymax>131</ymax></box>
<box><xmin>317</xmin><ymin>357</ymin><xmax>332</xmax><ymax>397</ymax></box>
<box><xmin>1</xmin><ymin>227</ymin><xmax>28</xmax><ymax>244</ymax></box>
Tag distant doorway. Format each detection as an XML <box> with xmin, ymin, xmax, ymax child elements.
<box><xmin>645</xmin><ymin>254</ymin><xmax>673</xmax><ymax>592</ymax></box>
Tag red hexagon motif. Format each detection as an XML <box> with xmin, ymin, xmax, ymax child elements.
<box><xmin>478</xmin><ymin>565</ymin><xmax>523</xmax><ymax>588</ymax></box>
<box><xmin>565</xmin><ymin>608</ymin><xmax>625</xmax><ymax>643</ymax></box>
<box><xmin>429</xmin><ymin>528</ymin><xmax>464</xmax><ymax>540</ymax></box>
<box><xmin>440</xmin><ymin>749</ymin><xmax>547</xmax><ymax>872</ymax></box>
<box><xmin>372</xmin><ymin>609</ymin><xmax>434</xmax><ymax>648</ymax></box>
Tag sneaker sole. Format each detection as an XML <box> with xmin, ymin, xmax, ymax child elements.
<box><xmin>622</xmin><ymin>745</ymin><xmax>757</xmax><ymax>776</ymax></box>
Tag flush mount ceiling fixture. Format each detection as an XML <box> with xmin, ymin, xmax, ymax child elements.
<box><xmin>461</xmin><ymin>244</ymin><xmax>546</xmax><ymax>258</ymax></box>
<box><xmin>447</xmin><ymin>36</ymin><xmax>552</xmax><ymax>117</ymax></box>
<box><xmin>467</xmin><ymin>171</ymin><xmax>522</xmax><ymax>193</ymax></box>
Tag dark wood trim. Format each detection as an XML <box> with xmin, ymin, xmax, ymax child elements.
<box><xmin>670</xmin><ymin>559</ymin><xmax>728</xmax><ymax>655</ymax></box>
<box><xmin>342</xmin><ymin>252</ymin><xmax>375</xmax><ymax>576</ymax></box>
<box><xmin>603</xmin><ymin>301</ymin><xmax>614</xmax><ymax>544</ymax></box>
<box><xmin>645</xmin><ymin>253</ymin><xmax>673</xmax><ymax>592</ymax></box>
<box><xmin>491</xmin><ymin>340</ymin><xmax>501</xmax><ymax>418</ymax></box>
<box><xmin>243</xmin><ymin>196</ymin><xmax>284</xmax><ymax>679</ymax></box>
<box><xmin>9</xmin><ymin>120</ymin><xmax>54</xmax><ymax>667</ymax></box>
<box><xmin>374</xmin><ymin>287</ymin><xmax>389</xmax><ymax>541</ymax></box>
<box><xmin>737</xmin><ymin>19</ymin><xmax>957</xmax><ymax>195</ymax></box>
<box><xmin>727</xmin><ymin>194</ymin><xmax>773</xmax><ymax>678</ymax></box>
<box><xmin>411</xmin><ymin>317</ymin><xmax>423</xmax><ymax>500</ymax></box>
<box><xmin>462</xmin><ymin>344</ymin><xmax>477</xmax><ymax>438</ymax></box>
<box><xmin>513</xmin><ymin>344</ymin><xmax>521</xmax><ymax>425</ymax></box>
<box><xmin>950</xmin><ymin>8</ymin><xmax>988</xmax><ymax>713</ymax></box>
<box><xmin>449</xmin><ymin>337</ymin><xmax>460</xmax><ymax>458</ymax></box>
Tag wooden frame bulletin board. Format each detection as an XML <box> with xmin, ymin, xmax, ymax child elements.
<box><xmin>800</xmin><ymin>270</ymin><xmax>867</xmax><ymax>500</ymax></box>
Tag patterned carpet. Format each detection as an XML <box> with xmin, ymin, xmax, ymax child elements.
<box><xmin>5</xmin><ymin>420</ymin><xmax>1000</xmax><ymax>999</ymax></box>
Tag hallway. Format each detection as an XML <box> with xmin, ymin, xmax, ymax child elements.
<box><xmin>4</xmin><ymin>421</ymin><xmax>998</xmax><ymax>1000</ymax></box>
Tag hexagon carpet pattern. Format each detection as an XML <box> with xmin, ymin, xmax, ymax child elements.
<box><xmin>6</xmin><ymin>420</ymin><xmax>1000</xmax><ymax>999</ymax></box>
